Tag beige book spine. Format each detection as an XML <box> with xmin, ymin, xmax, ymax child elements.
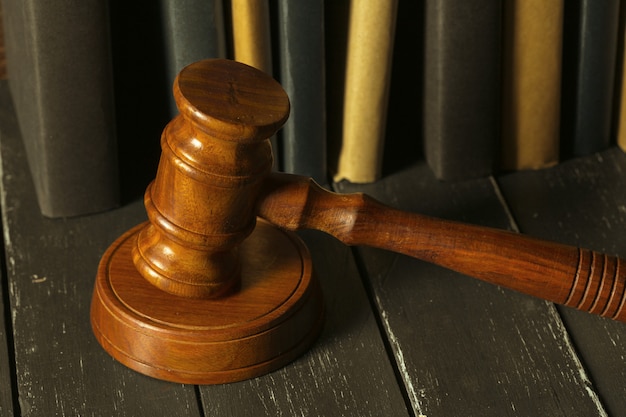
<box><xmin>501</xmin><ymin>0</ymin><xmax>564</xmax><ymax>170</ymax></box>
<box><xmin>230</xmin><ymin>0</ymin><xmax>278</xmax><ymax>167</ymax></box>
<box><xmin>230</xmin><ymin>0</ymin><xmax>272</xmax><ymax>74</ymax></box>
<box><xmin>619</xmin><ymin>66</ymin><xmax>626</xmax><ymax>151</ymax></box>
<box><xmin>617</xmin><ymin>23</ymin><xmax>626</xmax><ymax>152</ymax></box>
<box><xmin>333</xmin><ymin>0</ymin><xmax>398</xmax><ymax>183</ymax></box>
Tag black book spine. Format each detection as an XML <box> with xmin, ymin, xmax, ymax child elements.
<box><xmin>160</xmin><ymin>0</ymin><xmax>226</xmax><ymax>117</ymax></box>
<box><xmin>3</xmin><ymin>0</ymin><xmax>119</xmax><ymax>217</ymax></box>
<box><xmin>560</xmin><ymin>0</ymin><xmax>620</xmax><ymax>157</ymax></box>
<box><xmin>423</xmin><ymin>0</ymin><xmax>502</xmax><ymax>181</ymax></box>
<box><xmin>276</xmin><ymin>0</ymin><xmax>327</xmax><ymax>183</ymax></box>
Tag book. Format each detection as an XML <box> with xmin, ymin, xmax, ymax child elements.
<box><xmin>617</xmin><ymin>7</ymin><xmax>626</xmax><ymax>154</ymax></box>
<box><xmin>501</xmin><ymin>0</ymin><xmax>564</xmax><ymax>171</ymax></box>
<box><xmin>423</xmin><ymin>0</ymin><xmax>501</xmax><ymax>181</ymax></box>
<box><xmin>332</xmin><ymin>0</ymin><xmax>398</xmax><ymax>184</ymax></box>
<box><xmin>3</xmin><ymin>0</ymin><xmax>119</xmax><ymax>217</ymax></box>
<box><xmin>382</xmin><ymin>0</ymin><xmax>424</xmax><ymax>176</ymax></box>
<box><xmin>160</xmin><ymin>0</ymin><xmax>226</xmax><ymax>117</ymax></box>
<box><xmin>230</xmin><ymin>0</ymin><xmax>273</xmax><ymax>74</ymax></box>
<box><xmin>275</xmin><ymin>0</ymin><xmax>327</xmax><ymax>183</ymax></box>
<box><xmin>560</xmin><ymin>0</ymin><xmax>620</xmax><ymax>157</ymax></box>
<box><xmin>230</xmin><ymin>0</ymin><xmax>278</xmax><ymax>167</ymax></box>
<box><xmin>0</xmin><ymin>3</ymin><xmax>5</xmax><ymax>80</ymax></box>
<box><xmin>324</xmin><ymin>0</ymin><xmax>350</xmax><ymax>183</ymax></box>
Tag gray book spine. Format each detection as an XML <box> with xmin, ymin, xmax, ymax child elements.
<box><xmin>423</xmin><ymin>0</ymin><xmax>501</xmax><ymax>181</ymax></box>
<box><xmin>276</xmin><ymin>0</ymin><xmax>327</xmax><ymax>184</ymax></box>
<box><xmin>3</xmin><ymin>0</ymin><xmax>119</xmax><ymax>217</ymax></box>
<box><xmin>560</xmin><ymin>0</ymin><xmax>620</xmax><ymax>157</ymax></box>
<box><xmin>160</xmin><ymin>0</ymin><xmax>227</xmax><ymax>117</ymax></box>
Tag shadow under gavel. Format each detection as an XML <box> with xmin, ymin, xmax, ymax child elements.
<box><xmin>91</xmin><ymin>58</ymin><xmax>626</xmax><ymax>386</ymax></box>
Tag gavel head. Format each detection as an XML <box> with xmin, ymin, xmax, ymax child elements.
<box><xmin>132</xmin><ymin>59</ymin><xmax>290</xmax><ymax>298</ymax></box>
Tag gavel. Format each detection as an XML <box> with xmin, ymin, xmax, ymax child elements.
<box><xmin>91</xmin><ymin>59</ymin><xmax>626</xmax><ymax>385</ymax></box>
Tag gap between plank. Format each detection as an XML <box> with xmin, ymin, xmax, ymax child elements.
<box><xmin>194</xmin><ymin>385</ymin><xmax>207</xmax><ymax>417</ymax></box>
<box><xmin>0</xmin><ymin>153</ymin><xmax>21</xmax><ymax>415</ymax></box>
<box><xmin>348</xmin><ymin>246</ymin><xmax>421</xmax><ymax>417</ymax></box>
<box><xmin>330</xmin><ymin>180</ymin><xmax>418</xmax><ymax>416</ymax></box>
<box><xmin>489</xmin><ymin>175</ymin><xmax>609</xmax><ymax>417</ymax></box>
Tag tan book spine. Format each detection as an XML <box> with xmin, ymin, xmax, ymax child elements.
<box><xmin>230</xmin><ymin>0</ymin><xmax>278</xmax><ymax>167</ymax></box>
<box><xmin>333</xmin><ymin>0</ymin><xmax>398</xmax><ymax>183</ymax></box>
<box><xmin>617</xmin><ymin>22</ymin><xmax>626</xmax><ymax>152</ymax></box>
<box><xmin>618</xmin><ymin>61</ymin><xmax>626</xmax><ymax>151</ymax></box>
<box><xmin>230</xmin><ymin>0</ymin><xmax>272</xmax><ymax>74</ymax></box>
<box><xmin>501</xmin><ymin>0</ymin><xmax>564</xmax><ymax>170</ymax></box>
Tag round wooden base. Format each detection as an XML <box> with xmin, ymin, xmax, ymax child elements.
<box><xmin>90</xmin><ymin>219</ymin><xmax>324</xmax><ymax>384</ymax></box>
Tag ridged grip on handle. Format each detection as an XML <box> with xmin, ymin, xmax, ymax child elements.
<box><xmin>565</xmin><ymin>249</ymin><xmax>626</xmax><ymax>321</ymax></box>
<box><xmin>257</xmin><ymin>173</ymin><xmax>626</xmax><ymax>323</ymax></box>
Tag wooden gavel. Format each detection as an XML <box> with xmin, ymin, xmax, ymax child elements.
<box><xmin>91</xmin><ymin>59</ymin><xmax>626</xmax><ymax>385</ymax></box>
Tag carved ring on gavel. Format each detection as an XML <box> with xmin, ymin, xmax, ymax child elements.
<box><xmin>91</xmin><ymin>59</ymin><xmax>626</xmax><ymax>385</ymax></box>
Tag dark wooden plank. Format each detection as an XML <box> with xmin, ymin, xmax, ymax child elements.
<box><xmin>0</xmin><ymin>250</ymin><xmax>15</xmax><ymax>415</ymax></box>
<box><xmin>199</xmin><ymin>229</ymin><xmax>410</xmax><ymax>416</ymax></box>
<box><xmin>0</xmin><ymin>81</ymin><xmax>202</xmax><ymax>416</ymax></box>
<box><xmin>497</xmin><ymin>148</ymin><xmax>626</xmax><ymax>416</ymax></box>
<box><xmin>337</xmin><ymin>163</ymin><xmax>609</xmax><ymax>416</ymax></box>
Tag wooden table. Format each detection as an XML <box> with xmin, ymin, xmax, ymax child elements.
<box><xmin>0</xmin><ymin>80</ymin><xmax>625</xmax><ymax>416</ymax></box>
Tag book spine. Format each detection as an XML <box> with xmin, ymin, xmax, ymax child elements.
<box><xmin>276</xmin><ymin>0</ymin><xmax>327</xmax><ymax>183</ymax></box>
<box><xmin>324</xmin><ymin>0</ymin><xmax>350</xmax><ymax>183</ymax></box>
<box><xmin>333</xmin><ymin>0</ymin><xmax>398</xmax><ymax>184</ymax></box>
<box><xmin>230</xmin><ymin>0</ymin><xmax>278</xmax><ymax>168</ymax></box>
<box><xmin>160</xmin><ymin>0</ymin><xmax>226</xmax><ymax>117</ymax></box>
<box><xmin>3</xmin><ymin>0</ymin><xmax>119</xmax><ymax>217</ymax></box>
<box><xmin>501</xmin><ymin>0</ymin><xmax>564</xmax><ymax>171</ymax></box>
<box><xmin>560</xmin><ymin>0</ymin><xmax>620</xmax><ymax>157</ymax></box>
<box><xmin>618</xmin><ymin>9</ymin><xmax>626</xmax><ymax>154</ymax></box>
<box><xmin>423</xmin><ymin>0</ymin><xmax>501</xmax><ymax>181</ymax></box>
<box><xmin>230</xmin><ymin>0</ymin><xmax>273</xmax><ymax>74</ymax></box>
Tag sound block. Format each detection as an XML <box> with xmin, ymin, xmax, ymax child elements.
<box><xmin>90</xmin><ymin>219</ymin><xmax>324</xmax><ymax>384</ymax></box>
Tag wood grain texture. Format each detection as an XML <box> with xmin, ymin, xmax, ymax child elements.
<box><xmin>198</xmin><ymin>230</ymin><xmax>411</xmax><ymax>416</ymax></box>
<box><xmin>338</xmin><ymin>162</ymin><xmax>608</xmax><ymax>416</ymax></box>
<box><xmin>259</xmin><ymin>172</ymin><xmax>626</xmax><ymax>323</ymax></box>
<box><xmin>498</xmin><ymin>148</ymin><xmax>626</xmax><ymax>416</ymax></box>
<box><xmin>92</xmin><ymin>220</ymin><xmax>324</xmax><ymax>384</ymax></box>
<box><xmin>90</xmin><ymin>59</ymin><xmax>326</xmax><ymax>384</ymax></box>
<box><xmin>90</xmin><ymin>59</ymin><xmax>405</xmax><ymax>394</ymax></box>
<box><xmin>0</xmin><ymin>74</ymin><xmax>410</xmax><ymax>414</ymax></box>
<box><xmin>0</xmin><ymin>81</ymin><xmax>202</xmax><ymax>416</ymax></box>
<box><xmin>134</xmin><ymin>59</ymin><xmax>288</xmax><ymax>298</ymax></box>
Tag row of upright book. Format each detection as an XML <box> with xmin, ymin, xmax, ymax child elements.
<box><xmin>3</xmin><ymin>0</ymin><xmax>626</xmax><ymax>218</ymax></box>
<box><xmin>426</xmin><ymin>0</ymin><xmax>626</xmax><ymax>181</ymax></box>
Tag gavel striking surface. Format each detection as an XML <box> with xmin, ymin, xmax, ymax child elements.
<box><xmin>90</xmin><ymin>59</ymin><xmax>324</xmax><ymax>384</ymax></box>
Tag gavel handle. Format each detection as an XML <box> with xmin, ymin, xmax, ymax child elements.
<box><xmin>257</xmin><ymin>172</ymin><xmax>626</xmax><ymax>323</ymax></box>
